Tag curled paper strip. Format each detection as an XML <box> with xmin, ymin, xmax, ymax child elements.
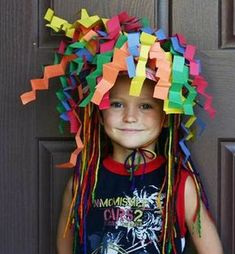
<box><xmin>20</xmin><ymin>55</ymin><xmax>77</xmax><ymax>105</ymax></box>
<box><xmin>180</xmin><ymin>122</ymin><xmax>192</xmax><ymax>164</ymax></box>
<box><xmin>44</xmin><ymin>8</ymin><xmax>75</xmax><ymax>38</ymax></box>
<box><xmin>57</xmin><ymin>126</ymin><xmax>84</xmax><ymax>168</ymax></box>
<box><xmin>150</xmin><ymin>42</ymin><xmax>172</xmax><ymax>100</ymax></box>
<box><xmin>129</xmin><ymin>32</ymin><xmax>156</xmax><ymax>96</ymax></box>
<box><xmin>192</xmin><ymin>76</ymin><xmax>216</xmax><ymax>118</ymax></box>
<box><xmin>91</xmin><ymin>46</ymin><xmax>129</xmax><ymax>105</ymax></box>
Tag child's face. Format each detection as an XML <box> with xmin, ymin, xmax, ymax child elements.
<box><xmin>102</xmin><ymin>76</ymin><xmax>165</xmax><ymax>157</ymax></box>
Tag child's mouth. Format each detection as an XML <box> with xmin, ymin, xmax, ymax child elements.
<box><xmin>118</xmin><ymin>128</ymin><xmax>143</xmax><ymax>132</ymax></box>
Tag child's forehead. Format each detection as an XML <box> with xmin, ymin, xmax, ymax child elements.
<box><xmin>110</xmin><ymin>75</ymin><xmax>156</xmax><ymax>98</ymax></box>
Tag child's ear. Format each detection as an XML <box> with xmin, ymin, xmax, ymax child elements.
<box><xmin>98</xmin><ymin>110</ymin><xmax>104</xmax><ymax>125</ymax></box>
<box><xmin>162</xmin><ymin>113</ymin><xmax>168</xmax><ymax>128</ymax></box>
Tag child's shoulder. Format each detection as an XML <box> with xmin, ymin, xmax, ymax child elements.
<box><xmin>176</xmin><ymin>168</ymin><xmax>196</xmax><ymax>236</ymax></box>
<box><xmin>62</xmin><ymin>176</ymin><xmax>73</xmax><ymax>210</ymax></box>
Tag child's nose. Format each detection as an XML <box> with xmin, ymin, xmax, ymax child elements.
<box><xmin>123</xmin><ymin>107</ymin><xmax>137</xmax><ymax>123</ymax></box>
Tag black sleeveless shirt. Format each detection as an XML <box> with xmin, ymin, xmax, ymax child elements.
<box><xmin>78</xmin><ymin>156</ymin><xmax>188</xmax><ymax>254</ymax></box>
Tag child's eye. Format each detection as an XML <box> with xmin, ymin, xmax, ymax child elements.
<box><xmin>110</xmin><ymin>102</ymin><xmax>123</xmax><ymax>108</ymax></box>
<box><xmin>140</xmin><ymin>104</ymin><xmax>152</xmax><ymax>110</ymax></box>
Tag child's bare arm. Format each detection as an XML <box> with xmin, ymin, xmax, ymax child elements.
<box><xmin>185</xmin><ymin>176</ymin><xmax>223</xmax><ymax>254</ymax></box>
<box><xmin>56</xmin><ymin>177</ymin><xmax>74</xmax><ymax>254</ymax></box>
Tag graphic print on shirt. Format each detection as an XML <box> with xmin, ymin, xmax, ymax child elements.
<box><xmin>90</xmin><ymin>185</ymin><xmax>166</xmax><ymax>254</ymax></box>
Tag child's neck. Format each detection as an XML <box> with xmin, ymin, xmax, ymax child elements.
<box><xmin>111</xmin><ymin>148</ymin><xmax>154</xmax><ymax>164</ymax></box>
<box><xmin>111</xmin><ymin>149</ymin><xmax>132</xmax><ymax>163</ymax></box>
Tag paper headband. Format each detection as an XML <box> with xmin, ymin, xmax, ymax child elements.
<box><xmin>20</xmin><ymin>8</ymin><xmax>215</xmax><ymax>167</ymax></box>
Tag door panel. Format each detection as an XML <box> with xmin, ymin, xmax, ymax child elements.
<box><xmin>172</xmin><ymin>1</ymin><xmax>235</xmax><ymax>253</ymax></box>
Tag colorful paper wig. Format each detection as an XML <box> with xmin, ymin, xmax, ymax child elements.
<box><xmin>20</xmin><ymin>8</ymin><xmax>215</xmax><ymax>254</ymax></box>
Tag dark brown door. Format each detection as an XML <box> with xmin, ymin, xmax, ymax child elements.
<box><xmin>0</xmin><ymin>1</ymin><xmax>234</xmax><ymax>253</ymax></box>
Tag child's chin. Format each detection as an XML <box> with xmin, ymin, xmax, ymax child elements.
<box><xmin>123</xmin><ymin>144</ymin><xmax>146</xmax><ymax>150</ymax></box>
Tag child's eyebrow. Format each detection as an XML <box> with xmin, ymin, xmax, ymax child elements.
<box><xmin>109</xmin><ymin>95</ymin><xmax>125</xmax><ymax>99</ymax></box>
<box><xmin>110</xmin><ymin>94</ymin><xmax>156</xmax><ymax>100</ymax></box>
<box><xmin>136</xmin><ymin>96</ymin><xmax>159</xmax><ymax>102</ymax></box>
<box><xmin>109</xmin><ymin>97</ymin><xmax>121</xmax><ymax>100</ymax></box>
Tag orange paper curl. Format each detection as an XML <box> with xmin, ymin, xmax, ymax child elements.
<box><xmin>20</xmin><ymin>54</ymin><xmax>77</xmax><ymax>105</ymax></box>
<box><xmin>91</xmin><ymin>46</ymin><xmax>129</xmax><ymax>105</ymax></box>
<box><xmin>57</xmin><ymin>127</ymin><xmax>84</xmax><ymax>168</ymax></box>
<box><xmin>149</xmin><ymin>42</ymin><xmax>172</xmax><ymax>100</ymax></box>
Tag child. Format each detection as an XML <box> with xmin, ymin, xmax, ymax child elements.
<box><xmin>21</xmin><ymin>8</ymin><xmax>223</xmax><ymax>254</ymax></box>
<box><xmin>56</xmin><ymin>75</ymin><xmax>223</xmax><ymax>254</ymax></box>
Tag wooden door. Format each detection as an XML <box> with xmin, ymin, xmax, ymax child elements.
<box><xmin>0</xmin><ymin>0</ymin><xmax>234</xmax><ymax>253</ymax></box>
<box><xmin>171</xmin><ymin>1</ymin><xmax>235</xmax><ymax>253</ymax></box>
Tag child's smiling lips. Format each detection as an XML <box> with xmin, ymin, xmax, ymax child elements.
<box><xmin>117</xmin><ymin>128</ymin><xmax>144</xmax><ymax>132</ymax></box>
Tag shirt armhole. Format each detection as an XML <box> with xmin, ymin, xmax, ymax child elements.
<box><xmin>176</xmin><ymin>170</ymin><xmax>191</xmax><ymax>237</ymax></box>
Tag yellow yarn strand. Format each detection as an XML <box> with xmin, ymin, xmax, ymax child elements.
<box><xmin>80</xmin><ymin>105</ymin><xmax>89</xmax><ymax>183</ymax></box>
<box><xmin>162</xmin><ymin>117</ymin><xmax>173</xmax><ymax>254</ymax></box>
<box><xmin>63</xmin><ymin>177</ymin><xmax>79</xmax><ymax>238</ymax></box>
<box><xmin>157</xmin><ymin>164</ymin><xmax>166</xmax><ymax>215</ymax></box>
<box><xmin>186</xmin><ymin>160</ymin><xmax>202</xmax><ymax>237</ymax></box>
<box><xmin>187</xmin><ymin>161</ymin><xmax>201</xmax><ymax>192</ymax></box>
<box><xmin>92</xmin><ymin>123</ymin><xmax>101</xmax><ymax>202</ymax></box>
